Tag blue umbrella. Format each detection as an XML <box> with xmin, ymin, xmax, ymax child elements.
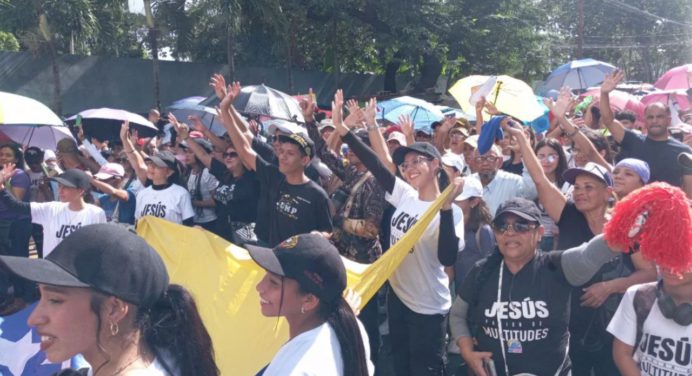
<box><xmin>167</xmin><ymin>98</ymin><xmax>224</xmax><ymax>136</ymax></box>
<box><xmin>542</xmin><ymin>58</ymin><xmax>616</xmax><ymax>93</ymax></box>
<box><xmin>377</xmin><ymin>96</ymin><xmax>444</xmax><ymax>130</ymax></box>
<box><xmin>436</xmin><ymin>105</ymin><xmax>476</xmax><ymax>122</ymax></box>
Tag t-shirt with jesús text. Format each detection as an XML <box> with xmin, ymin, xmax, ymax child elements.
<box><xmin>30</xmin><ymin>202</ymin><xmax>107</xmax><ymax>257</ymax></box>
<box><xmin>135</xmin><ymin>184</ymin><xmax>195</xmax><ymax>225</ymax></box>
<box><xmin>607</xmin><ymin>283</ymin><xmax>692</xmax><ymax>376</ymax></box>
<box><xmin>254</xmin><ymin>156</ymin><xmax>332</xmax><ymax>247</ymax></box>
<box><xmin>459</xmin><ymin>253</ymin><xmax>572</xmax><ymax>376</ymax></box>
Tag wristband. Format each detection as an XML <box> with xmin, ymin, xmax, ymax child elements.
<box><xmin>366</xmin><ymin>124</ymin><xmax>378</xmax><ymax>131</ymax></box>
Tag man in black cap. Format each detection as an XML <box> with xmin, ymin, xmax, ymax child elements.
<box><xmin>450</xmin><ymin>198</ymin><xmax>637</xmax><ymax>376</ymax></box>
<box><xmin>0</xmin><ymin>167</ymin><xmax>105</xmax><ymax>257</ymax></box>
<box><xmin>218</xmin><ymin>87</ymin><xmax>332</xmax><ymax>247</ymax></box>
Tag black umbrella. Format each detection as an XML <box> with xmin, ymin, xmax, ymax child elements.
<box><xmin>65</xmin><ymin>108</ymin><xmax>159</xmax><ymax>142</ymax></box>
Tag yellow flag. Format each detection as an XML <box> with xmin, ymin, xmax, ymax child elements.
<box><xmin>137</xmin><ymin>186</ymin><xmax>452</xmax><ymax>375</ymax></box>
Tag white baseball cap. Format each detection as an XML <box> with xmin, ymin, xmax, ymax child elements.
<box><xmin>386</xmin><ymin>131</ymin><xmax>407</xmax><ymax>146</ymax></box>
<box><xmin>454</xmin><ymin>177</ymin><xmax>483</xmax><ymax>202</ymax></box>
<box><xmin>94</xmin><ymin>163</ymin><xmax>125</xmax><ymax>180</ymax></box>
<box><xmin>441</xmin><ymin>152</ymin><xmax>465</xmax><ymax>173</ymax></box>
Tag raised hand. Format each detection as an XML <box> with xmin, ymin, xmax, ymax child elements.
<box><xmin>475</xmin><ymin>96</ymin><xmax>486</xmax><ymax>112</ymax></box>
<box><xmin>333</xmin><ymin>90</ymin><xmax>350</xmax><ymax>136</ymax></box>
<box><xmin>363</xmin><ymin>97</ymin><xmax>378</xmax><ymax>125</ymax></box>
<box><xmin>442</xmin><ymin>176</ymin><xmax>465</xmax><ymax>210</ymax></box>
<box><xmin>544</xmin><ymin>87</ymin><xmax>573</xmax><ymax>118</ymax></box>
<box><xmin>120</xmin><ymin>121</ymin><xmax>130</xmax><ymax>141</ymax></box>
<box><xmin>219</xmin><ymin>82</ymin><xmax>241</xmax><ymax>113</ymax></box>
<box><xmin>168</xmin><ymin>112</ymin><xmax>180</xmax><ymax>128</ymax></box>
<box><xmin>343</xmin><ymin>106</ymin><xmax>365</xmax><ymax>129</ymax></box>
<box><xmin>484</xmin><ymin>100</ymin><xmax>500</xmax><ymax>116</ymax></box>
<box><xmin>398</xmin><ymin>114</ymin><xmax>414</xmax><ymax>137</ymax></box>
<box><xmin>300</xmin><ymin>88</ymin><xmax>317</xmax><ymax>122</ymax></box>
<box><xmin>439</xmin><ymin>115</ymin><xmax>456</xmax><ymax>133</ymax></box>
<box><xmin>0</xmin><ymin>163</ymin><xmax>17</xmax><ymax>186</ymax></box>
<box><xmin>209</xmin><ymin>73</ymin><xmax>227</xmax><ymax>99</ymax></box>
<box><xmin>346</xmin><ymin>99</ymin><xmax>360</xmax><ymax>117</ymax></box>
<box><xmin>601</xmin><ymin>69</ymin><xmax>624</xmax><ymax>94</ymax></box>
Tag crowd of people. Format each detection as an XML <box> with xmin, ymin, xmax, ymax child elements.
<box><xmin>0</xmin><ymin>69</ymin><xmax>691</xmax><ymax>376</ymax></box>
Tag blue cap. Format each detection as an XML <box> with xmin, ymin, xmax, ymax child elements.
<box><xmin>614</xmin><ymin>158</ymin><xmax>650</xmax><ymax>184</ymax></box>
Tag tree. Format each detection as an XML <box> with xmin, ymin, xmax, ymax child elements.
<box><xmin>0</xmin><ymin>31</ymin><xmax>19</xmax><ymax>51</ymax></box>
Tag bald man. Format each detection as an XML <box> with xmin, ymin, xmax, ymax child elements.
<box><xmin>601</xmin><ymin>72</ymin><xmax>692</xmax><ymax>196</ymax></box>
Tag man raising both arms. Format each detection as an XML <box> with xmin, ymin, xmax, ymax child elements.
<box><xmin>217</xmin><ymin>82</ymin><xmax>332</xmax><ymax>247</ymax></box>
<box><xmin>600</xmin><ymin>70</ymin><xmax>692</xmax><ymax>197</ymax></box>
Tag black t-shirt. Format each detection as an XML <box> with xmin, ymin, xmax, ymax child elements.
<box><xmin>255</xmin><ymin>156</ymin><xmax>333</xmax><ymax>247</ymax></box>
<box><xmin>556</xmin><ymin>202</ymin><xmax>594</xmax><ymax>250</ymax></box>
<box><xmin>501</xmin><ymin>160</ymin><xmax>524</xmax><ymax>176</ymax></box>
<box><xmin>209</xmin><ymin>158</ymin><xmax>259</xmax><ymax>226</ymax></box>
<box><xmin>617</xmin><ymin>130</ymin><xmax>692</xmax><ymax>187</ymax></box>
<box><xmin>252</xmin><ymin>137</ymin><xmax>322</xmax><ymax>243</ymax></box>
<box><xmin>460</xmin><ymin>253</ymin><xmax>572</xmax><ymax>376</ymax></box>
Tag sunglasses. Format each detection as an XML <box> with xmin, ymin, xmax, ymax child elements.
<box><xmin>223</xmin><ymin>152</ymin><xmax>238</xmax><ymax>158</ymax></box>
<box><xmin>492</xmin><ymin>220</ymin><xmax>537</xmax><ymax>234</ymax></box>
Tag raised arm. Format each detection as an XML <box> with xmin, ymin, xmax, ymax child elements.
<box><xmin>334</xmin><ymin>94</ymin><xmax>396</xmax><ymax>193</ymax></box>
<box><xmin>189</xmin><ymin>114</ymin><xmax>228</xmax><ymax>153</ymax></box>
<box><xmin>219</xmin><ymin>82</ymin><xmax>258</xmax><ymax>171</ymax></box>
<box><xmin>434</xmin><ymin>116</ymin><xmax>455</xmax><ymax>153</ymax></box>
<box><xmin>504</xmin><ymin>121</ymin><xmax>566</xmax><ymax>222</ymax></box>
<box><xmin>0</xmin><ymin>163</ymin><xmax>30</xmax><ymax>215</ymax></box>
<box><xmin>599</xmin><ymin>70</ymin><xmax>626</xmax><ymax>143</ymax></box>
<box><xmin>90</xmin><ymin>178</ymin><xmax>129</xmax><ymax>201</ymax></box>
<box><xmin>361</xmin><ymin>98</ymin><xmax>396</xmax><ymax>174</ymax></box>
<box><xmin>120</xmin><ymin>122</ymin><xmax>148</xmax><ymax>184</ymax></box>
<box><xmin>547</xmin><ymin>89</ymin><xmax>611</xmax><ymax>171</ymax></box>
<box><xmin>168</xmin><ymin>114</ymin><xmax>213</xmax><ymax>170</ymax></box>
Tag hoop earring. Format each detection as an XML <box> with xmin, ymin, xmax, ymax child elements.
<box><xmin>300</xmin><ymin>306</ymin><xmax>305</xmax><ymax>314</ymax></box>
<box><xmin>110</xmin><ymin>321</ymin><xmax>119</xmax><ymax>336</ymax></box>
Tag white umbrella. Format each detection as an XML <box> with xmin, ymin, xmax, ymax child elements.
<box><xmin>0</xmin><ymin>91</ymin><xmax>63</xmax><ymax>126</ymax></box>
<box><xmin>0</xmin><ymin>125</ymin><xmax>74</xmax><ymax>150</ymax></box>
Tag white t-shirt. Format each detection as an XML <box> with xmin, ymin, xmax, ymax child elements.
<box><xmin>472</xmin><ymin>169</ymin><xmax>536</xmax><ymax>217</ymax></box>
<box><xmin>262</xmin><ymin>321</ymin><xmax>373</xmax><ymax>376</ymax></box>
<box><xmin>30</xmin><ymin>202</ymin><xmax>107</xmax><ymax>257</ymax></box>
<box><xmin>607</xmin><ymin>283</ymin><xmax>692</xmax><ymax>376</ymax></box>
<box><xmin>186</xmin><ymin>168</ymin><xmax>219</xmax><ymax>224</ymax></box>
<box><xmin>386</xmin><ymin>178</ymin><xmax>465</xmax><ymax>315</ymax></box>
<box><xmin>135</xmin><ymin>184</ymin><xmax>195</xmax><ymax>225</ymax></box>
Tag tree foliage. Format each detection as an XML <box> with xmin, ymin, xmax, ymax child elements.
<box><xmin>1</xmin><ymin>0</ymin><xmax>690</xmax><ymax>92</ymax></box>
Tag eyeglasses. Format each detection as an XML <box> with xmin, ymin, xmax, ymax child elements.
<box><xmin>223</xmin><ymin>152</ymin><xmax>238</xmax><ymax>158</ymax></box>
<box><xmin>537</xmin><ymin>154</ymin><xmax>558</xmax><ymax>163</ymax></box>
<box><xmin>449</xmin><ymin>133</ymin><xmax>466</xmax><ymax>140</ymax></box>
<box><xmin>492</xmin><ymin>221</ymin><xmax>537</xmax><ymax>234</ymax></box>
<box><xmin>398</xmin><ymin>156</ymin><xmax>432</xmax><ymax>172</ymax></box>
<box><xmin>474</xmin><ymin>155</ymin><xmax>498</xmax><ymax>163</ymax></box>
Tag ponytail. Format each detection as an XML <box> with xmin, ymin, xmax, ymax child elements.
<box><xmin>137</xmin><ymin>284</ymin><xmax>219</xmax><ymax>376</ymax></box>
<box><xmin>319</xmin><ymin>297</ymin><xmax>369</xmax><ymax>376</ymax></box>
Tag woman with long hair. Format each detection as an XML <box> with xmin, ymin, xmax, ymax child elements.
<box><xmin>170</xmin><ymin>116</ymin><xmax>259</xmax><ymax>243</ymax></box>
<box><xmin>333</xmin><ymin>90</ymin><xmax>465</xmax><ymax>375</ymax></box>
<box><xmin>248</xmin><ymin>233</ymin><xmax>372</xmax><ymax>376</ymax></box>
<box><xmin>0</xmin><ymin>223</ymin><xmax>219</xmax><ymax>376</ymax></box>
<box><xmin>532</xmin><ymin>137</ymin><xmax>569</xmax><ymax>250</ymax></box>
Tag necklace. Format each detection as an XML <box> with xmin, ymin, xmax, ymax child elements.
<box><xmin>97</xmin><ymin>356</ymin><xmax>141</xmax><ymax>376</ymax></box>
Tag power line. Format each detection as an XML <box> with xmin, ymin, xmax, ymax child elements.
<box><xmin>551</xmin><ymin>40</ymin><xmax>692</xmax><ymax>49</ymax></box>
<box><xmin>602</xmin><ymin>0</ymin><xmax>692</xmax><ymax>29</ymax></box>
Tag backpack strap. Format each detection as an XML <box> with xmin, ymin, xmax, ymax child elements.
<box><xmin>632</xmin><ymin>282</ymin><xmax>658</xmax><ymax>354</ymax></box>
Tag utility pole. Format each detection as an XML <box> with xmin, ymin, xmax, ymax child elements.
<box><xmin>577</xmin><ymin>0</ymin><xmax>584</xmax><ymax>58</ymax></box>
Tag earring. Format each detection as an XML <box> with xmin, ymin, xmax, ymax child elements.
<box><xmin>110</xmin><ymin>321</ymin><xmax>119</xmax><ymax>336</ymax></box>
<box><xmin>300</xmin><ymin>306</ymin><xmax>305</xmax><ymax>314</ymax></box>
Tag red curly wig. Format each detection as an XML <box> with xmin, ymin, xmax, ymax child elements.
<box><xmin>604</xmin><ymin>182</ymin><xmax>692</xmax><ymax>275</ymax></box>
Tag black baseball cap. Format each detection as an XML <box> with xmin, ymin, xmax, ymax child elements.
<box><xmin>0</xmin><ymin>224</ymin><xmax>169</xmax><ymax>308</ymax></box>
<box><xmin>50</xmin><ymin>169</ymin><xmax>91</xmax><ymax>190</ymax></box>
<box><xmin>25</xmin><ymin>147</ymin><xmax>44</xmax><ymax>164</ymax></box>
<box><xmin>278</xmin><ymin>133</ymin><xmax>314</xmax><ymax>158</ymax></box>
<box><xmin>392</xmin><ymin>141</ymin><xmax>442</xmax><ymax>166</ymax></box>
<box><xmin>563</xmin><ymin>162</ymin><xmax>613</xmax><ymax>187</ymax></box>
<box><xmin>494</xmin><ymin>197</ymin><xmax>542</xmax><ymax>223</ymax></box>
<box><xmin>246</xmin><ymin>233</ymin><xmax>347</xmax><ymax>303</ymax></box>
<box><xmin>146</xmin><ymin>150</ymin><xmax>178</xmax><ymax>170</ymax></box>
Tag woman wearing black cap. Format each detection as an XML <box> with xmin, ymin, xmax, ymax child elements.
<box><xmin>333</xmin><ymin>91</ymin><xmax>465</xmax><ymax>375</ymax></box>
<box><xmin>0</xmin><ymin>223</ymin><xmax>218</xmax><ymax>376</ymax></box>
<box><xmin>247</xmin><ymin>233</ymin><xmax>372</xmax><ymax>376</ymax></box>
<box><xmin>0</xmin><ymin>164</ymin><xmax>106</xmax><ymax>257</ymax></box>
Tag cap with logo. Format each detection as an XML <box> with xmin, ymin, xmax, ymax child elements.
<box><xmin>246</xmin><ymin>233</ymin><xmax>347</xmax><ymax>303</ymax></box>
<box><xmin>563</xmin><ymin>162</ymin><xmax>613</xmax><ymax>187</ymax></box>
<box><xmin>50</xmin><ymin>169</ymin><xmax>92</xmax><ymax>190</ymax></box>
<box><xmin>0</xmin><ymin>224</ymin><xmax>169</xmax><ymax>308</ymax></box>
<box><xmin>277</xmin><ymin>133</ymin><xmax>314</xmax><ymax>158</ymax></box>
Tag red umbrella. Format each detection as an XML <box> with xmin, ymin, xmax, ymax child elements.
<box><xmin>641</xmin><ymin>90</ymin><xmax>690</xmax><ymax>112</ymax></box>
<box><xmin>654</xmin><ymin>64</ymin><xmax>691</xmax><ymax>90</ymax></box>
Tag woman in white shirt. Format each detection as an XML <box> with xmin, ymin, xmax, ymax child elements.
<box><xmin>248</xmin><ymin>233</ymin><xmax>372</xmax><ymax>376</ymax></box>
<box><xmin>0</xmin><ymin>223</ymin><xmax>219</xmax><ymax>376</ymax></box>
